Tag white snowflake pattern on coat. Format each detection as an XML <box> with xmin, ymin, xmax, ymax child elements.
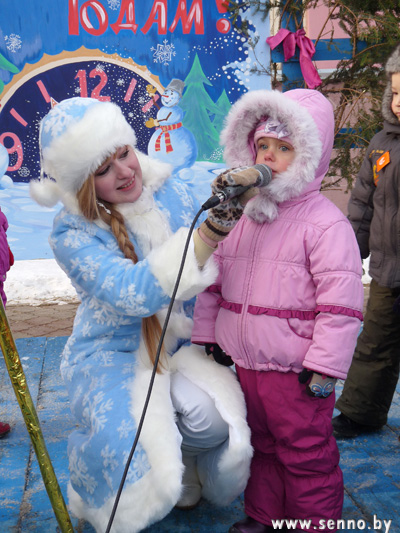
<box><xmin>52</xmin><ymin>173</ymin><xmax>252</xmax><ymax>533</ymax></box>
<box><xmin>52</xmin><ymin>176</ymin><xmax>205</xmax><ymax>512</ymax></box>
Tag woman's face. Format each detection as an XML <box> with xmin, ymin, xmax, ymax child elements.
<box><xmin>94</xmin><ymin>145</ymin><xmax>143</xmax><ymax>204</ymax></box>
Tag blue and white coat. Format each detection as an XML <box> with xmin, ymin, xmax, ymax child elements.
<box><xmin>49</xmin><ymin>153</ymin><xmax>252</xmax><ymax>533</ymax></box>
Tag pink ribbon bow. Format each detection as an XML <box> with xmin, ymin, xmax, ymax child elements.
<box><xmin>266</xmin><ymin>28</ymin><xmax>322</xmax><ymax>89</ymax></box>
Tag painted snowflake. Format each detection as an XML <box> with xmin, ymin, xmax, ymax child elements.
<box><xmin>107</xmin><ymin>0</ymin><xmax>120</xmax><ymax>10</ymax></box>
<box><xmin>151</xmin><ymin>40</ymin><xmax>176</xmax><ymax>66</ymax></box>
<box><xmin>4</xmin><ymin>33</ymin><xmax>22</xmax><ymax>53</ymax></box>
<box><xmin>209</xmin><ymin>147</ymin><xmax>224</xmax><ymax>161</ymax></box>
<box><xmin>18</xmin><ymin>166</ymin><xmax>30</xmax><ymax>178</ymax></box>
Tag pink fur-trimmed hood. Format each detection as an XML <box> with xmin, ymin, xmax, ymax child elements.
<box><xmin>220</xmin><ymin>89</ymin><xmax>334</xmax><ymax>220</ymax></box>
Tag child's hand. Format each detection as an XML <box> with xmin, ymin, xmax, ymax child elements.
<box><xmin>205</xmin><ymin>343</ymin><xmax>234</xmax><ymax>366</ymax></box>
<box><xmin>298</xmin><ymin>368</ymin><xmax>337</xmax><ymax>398</ymax></box>
<box><xmin>220</xmin><ymin>166</ymin><xmax>264</xmax><ymax>205</ymax></box>
<box><xmin>213</xmin><ymin>167</ymin><xmax>264</xmax><ymax>205</ymax></box>
<box><xmin>200</xmin><ymin>169</ymin><xmax>253</xmax><ymax>242</ymax></box>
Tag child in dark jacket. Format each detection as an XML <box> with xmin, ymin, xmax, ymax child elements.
<box><xmin>333</xmin><ymin>43</ymin><xmax>400</xmax><ymax>438</ymax></box>
<box><xmin>0</xmin><ymin>206</ymin><xmax>13</xmax><ymax>438</ymax></box>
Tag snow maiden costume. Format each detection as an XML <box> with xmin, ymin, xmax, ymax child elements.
<box><xmin>30</xmin><ymin>98</ymin><xmax>252</xmax><ymax>533</ymax></box>
<box><xmin>192</xmin><ymin>89</ymin><xmax>364</xmax><ymax>531</ymax></box>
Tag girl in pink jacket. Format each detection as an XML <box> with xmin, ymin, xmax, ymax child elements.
<box><xmin>191</xmin><ymin>89</ymin><xmax>364</xmax><ymax>533</ymax></box>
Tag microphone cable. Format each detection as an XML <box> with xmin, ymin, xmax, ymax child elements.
<box><xmin>105</xmin><ymin>204</ymin><xmax>206</xmax><ymax>533</ymax></box>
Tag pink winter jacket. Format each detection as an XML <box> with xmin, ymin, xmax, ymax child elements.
<box><xmin>192</xmin><ymin>89</ymin><xmax>364</xmax><ymax>380</ymax></box>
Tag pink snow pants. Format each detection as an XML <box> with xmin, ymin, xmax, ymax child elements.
<box><xmin>236</xmin><ymin>367</ymin><xmax>343</xmax><ymax>532</ymax></box>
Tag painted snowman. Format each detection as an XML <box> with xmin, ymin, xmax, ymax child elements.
<box><xmin>146</xmin><ymin>79</ymin><xmax>198</xmax><ymax>172</ymax></box>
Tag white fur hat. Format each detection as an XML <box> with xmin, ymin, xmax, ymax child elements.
<box><xmin>30</xmin><ymin>97</ymin><xmax>137</xmax><ymax>207</ymax></box>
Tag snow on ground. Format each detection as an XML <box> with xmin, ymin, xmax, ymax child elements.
<box><xmin>5</xmin><ymin>255</ymin><xmax>371</xmax><ymax>307</ymax></box>
<box><xmin>6</xmin><ymin>259</ymin><xmax>79</xmax><ymax>306</ymax></box>
<box><xmin>0</xmin><ymin>163</ymin><xmax>371</xmax><ymax>307</ymax></box>
<box><xmin>1</xmin><ymin>162</ymin><xmax>224</xmax><ymax>305</ymax></box>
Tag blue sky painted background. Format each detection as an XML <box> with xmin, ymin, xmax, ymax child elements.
<box><xmin>0</xmin><ymin>1</ymin><xmax>271</xmax><ymax>259</ymax></box>
<box><xmin>0</xmin><ymin>0</ymin><xmax>270</xmax><ymax>101</ymax></box>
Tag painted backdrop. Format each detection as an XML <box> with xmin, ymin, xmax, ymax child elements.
<box><xmin>0</xmin><ymin>1</ymin><xmax>271</xmax><ymax>259</ymax></box>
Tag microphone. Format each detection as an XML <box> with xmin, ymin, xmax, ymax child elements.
<box><xmin>202</xmin><ymin>164</ymin><xmax>272</xmax><ymax>210</ymax></box>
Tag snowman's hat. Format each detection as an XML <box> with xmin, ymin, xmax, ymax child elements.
<box><xmin>165</xmin><ymin>79</ymin><xmax>185</xmax><ymax>97</ymax></box>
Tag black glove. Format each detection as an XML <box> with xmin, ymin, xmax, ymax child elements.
<box><xmin>298</xmin><ymin>368</ymin><xmax>336</xmax><ymax>398</ymax></box>
<box><xmin>205</xmin><ymin>343</ymin><xmax>234</xmax><ymax>367</ymax></box>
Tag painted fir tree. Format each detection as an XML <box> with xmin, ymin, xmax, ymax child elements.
<box><xmin>213</xmin><ymin>89</ymin><xmax>231</xmax><ymax>134</ymax></box>
<box><xmin>211</xmin><ymin>89</ymin><xmax>232</xmax><ymax>162</ymax></box>
<box><xmin>180</xmin><ymin>54</ymin><xmax>221</xmax><ymax>161</ymax></box>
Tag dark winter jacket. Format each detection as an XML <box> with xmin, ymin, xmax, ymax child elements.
<box><xmin>348</xmin><ymin>120</ymin><xmax>400</xmax><ymax>287</ymax></box>
<box><xmin>349</xmin><ymin>47</ymin><xmax>400</xmax><ymax>290</ymax></box>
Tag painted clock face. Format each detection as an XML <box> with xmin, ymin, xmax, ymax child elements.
<box><xmin>0</xmin><ymin>50</ymin><xmax>164</xmax><ymax>183</ymax></box>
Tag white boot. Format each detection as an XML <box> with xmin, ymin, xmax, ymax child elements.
<box><xmin>175</xmin><ymin>453</ymin><xmax>202</xmax><ymax>510</ymax></box>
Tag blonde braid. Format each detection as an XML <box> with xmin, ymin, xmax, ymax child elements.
<box><xmin>77</xmin><ymin>176</ymin><xmax>166</xmax><ymax>373</ymax></box>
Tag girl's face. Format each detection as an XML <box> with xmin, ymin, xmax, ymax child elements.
<box><xmin>391</xmin><ymin>72</ymin><xmax>400</xmax><ymax>122</ymax></box>
<box><xmin>94</xmin><ymin>145</ymin><xmax>143</xmax><ymax>204</ymax></box>
<box><xmin>255</xmin><ymin>136</ymin><xmax>295</xmax><ymax>176</ymax></box>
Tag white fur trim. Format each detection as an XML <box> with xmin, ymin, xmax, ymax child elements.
<box><xmin>147</xmin><ymin>226</ymin><xmax>218</xmax><ymax>300</ymax></box>
<box><xmin>29</xmin><ymin>179</ymin><xmax>62</xmax><ymax>207</ymax></box>
<box><xmin>41</xmin><ymin>101</ymin><xmax>136</xmax><ymax>197</ymax></box>
<box><xmin>221</xmin><ymin>89</ymin><xmax>325</xmax><ymax>212</ymax></box>
<box><xmin>68</xmin><ymin>357</ymin><xmax>184</xmax><ymax>533</ymax></box>
<box><xmin>156</xmin><ymin>307</ymin><xmax>194</xmax><ymax>356</ymax></box>
<box><xmin>170</xmin><ymin>344</ymin><xmax>253</xmax><ymax>506</ymax></box>
<box><xmin>67</xmin><ymin>345</ymin><xmax>253</xmax><ymax>531</ymax></box>
<box><xmin>116</xmin><ymin>188</ymin><xmax>173</xmax><ymax>256</ymax></box>
<box><xmin>135</xmin><ymin>151</ymin><xmax>173</xmax><ymax>192</ymax></box>
<box><xmin>244</xmin><ymin>192</ymin><xmax>279</xmax><ymax>223</ymax></box>
<box><xmin>221</xmin><ymin>89</ymin><xmax>320</xmax><ymax>169</ymax></box>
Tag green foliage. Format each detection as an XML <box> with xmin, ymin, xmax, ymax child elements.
<box><xmin>226</xmin><ymin>0</ymin><xmax>400</xmax><ymax>190</ymax></box>
<box><xmin>0</xmin><ymin>53</ymin><xmax>19</xmax><ymax>74</ymax></box>
<box><xmin>180</xmin><ymin>54</ymin><xmax>222</xmax><ymax>161</ymax></box>
<box><xmin>336</xmin><ymin>0</ymin><xmax>400</xmax><ymax>14</ymax></box>
<box><xmin>320</xmin><ymin>0</ymin><xmax>400</xmax><ymax>188</ymax></box>
<box><xmin>212</xmin><ymin>90</ymin><xmax>232</xmax><ymax>133</ymax></box>
<box><xmin>0</xmin><ymin>52</ymin><xmax>19</xmax><ymax>95</ymax></box>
